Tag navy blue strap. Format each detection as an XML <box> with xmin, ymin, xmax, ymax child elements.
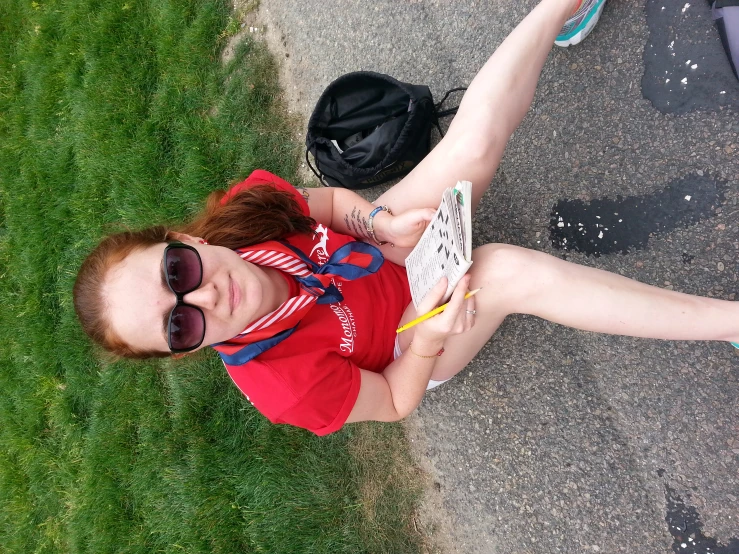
<box><xmin>216</xmin><ymin>326</ymin><xmax>298</xmax><ymax>366</ymax></box>
<box><xmin>283</xmin><ymin>241</ymin><xmax>385</xmax><ymax>304</ymax></box>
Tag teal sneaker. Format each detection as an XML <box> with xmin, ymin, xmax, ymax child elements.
<box><xmin>555</xmin><ymin>0</ymin><xmax>607</xmax><ymax>47</ymax></box>
<box><xmin>732</xmin><ymin>342</ymin><xmax>739</xmax><ymax>349</ymax></box>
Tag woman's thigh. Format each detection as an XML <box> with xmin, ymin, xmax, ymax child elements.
<box><xmin>372</xmin><ymin>126</ymin><xmax>508</xmax><ymax>265</ymax></box>
<box><xmin>396</xmin><ymin>243</ymin><xmax>528</xmax><ymax>381</ymax></box>
<box><xmin>373</xmin><ymin>118</ymin><xmax>507</xmax><ymax>218</ymax></box>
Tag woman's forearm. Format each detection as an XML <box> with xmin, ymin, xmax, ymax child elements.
<box><xmin>306</xmin><ymin>186</ymin><xmax>393</xmax><ymax>243</ymax></box>
<box><xmin>332</xmin><ymin>187</ymin><xmax>393</xmax><ymax>243</ymax></box>
<box><xmin>381</xmin><ymin>337</ymin><xmax>445</xmax><ymax>419</ymax></box>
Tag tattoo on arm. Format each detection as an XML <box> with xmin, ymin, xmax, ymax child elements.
<box><xmin>345</xmin><ymin>206</ymin><xmax>372</xmax><ymax>241</ymax></box>
<box><xmin>297</xmin><ymin>188</ymin><xmax>310</xmax><ymax>203</ymax></box>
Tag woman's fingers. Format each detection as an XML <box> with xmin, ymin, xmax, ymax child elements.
<box><xmin>417</xmin><ymin>276</ymin><xmax>449</xmax><ymax>315</ymax></box>
<box><xmin>388</xmin><ymin>208</ymin><xmax>437</xmax><ymax>247</ymax></box>
<box><xmin>438</xmin><ymin>275</ymin><xmax>471</xmax><ymax>328</ymax></box>
<box><xmin>420</xmin><ymin>208</ymin><xmax>436</xmax><ymax>222</ymax></box>
<box><xmin>406</xmin><ymin>208</ymin><xmax>435</xmax><ymax>226</ymax></box>
<box><xmin>464</xmin><ymin>295</ymin><xmax>476</xmax><ymax>330</ymax></box>
<box><xmin>415</xmin><ymin>275</ymin><xmax>474</xmax><ymax>343</ymax></box>
<box><xmin>449</xmin><ymin>292</ymin><xmax>475</xmax><ymax>334</ymax></box>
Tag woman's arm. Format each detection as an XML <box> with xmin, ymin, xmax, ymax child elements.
<box><xmin>347</xmin><ymin>275</ymin><xmax>473</xmax><ymax>423</ymax></box>
<box><xmin>300</xmin><ymin>186</ymin><xmax>434</xmax><ymax>250</ymax></box>
<box><xmin>346</xmin><ymin>335</ymin><xmax>445</xmax><ymax>422</ymax></box>
<box><xmin>301</xmin><ymin>186</ymin><xmax>380</xmax><ymax>242</ymax></box>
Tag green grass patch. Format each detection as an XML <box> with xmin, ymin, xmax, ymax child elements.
<box><xmin>0</xmin><ymin>0</ymin><xmax>425</xmax><ymax>551</ymax></box>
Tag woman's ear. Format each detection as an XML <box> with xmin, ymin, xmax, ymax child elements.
<box><xmin>168</xmin><ymin>231</ymin><xmax>206</xmax><ymax>244</ymax></box>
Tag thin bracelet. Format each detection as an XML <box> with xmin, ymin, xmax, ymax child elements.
<box><xmin>408</xmin><ymin>342</ymin><xmax>445</xmax><ymax>358</ymax></box>
<box><xmin>367</xmin><ymin>205</ymin><xmax>392</xmax><ymax>246</ymax></box>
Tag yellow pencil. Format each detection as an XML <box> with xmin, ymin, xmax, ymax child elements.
<box><xmin>396</xmin><ymin>288</ymin><xmax>482</xmax><ymax>334</ymax></box>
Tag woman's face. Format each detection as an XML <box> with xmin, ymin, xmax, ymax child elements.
<box><xmin>103</xmin><ymin>236</ymin><xmax>277</xmax><ymax>354</ymax></box>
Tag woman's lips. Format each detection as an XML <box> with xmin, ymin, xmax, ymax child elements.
<box><xmin>231</xmin><ymin>277</ymin><xmax>241</xmax><ymax>315</ymax></box>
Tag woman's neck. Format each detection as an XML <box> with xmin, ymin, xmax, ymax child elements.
<box><xmin>260</xmin><ymin>266</ymin><xmax>292</xmax><ymax>312</ymax></box>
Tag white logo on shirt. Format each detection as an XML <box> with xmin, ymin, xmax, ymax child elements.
<box><xmin>310</xmin><ymin>225</ymin><xmax>356</xmax><ymax>353</ymax></box>
<box><xmin>330</xmin><ymin>303</ymin><xmax>356</xmax><ymax>354</ymax></box>
<box><xmin>310</xmin><ymin>224</ymin><xmax>330</xmax><ymax>263</ymax></box>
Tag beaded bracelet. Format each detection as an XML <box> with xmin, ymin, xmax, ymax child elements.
<box><xmin>408</xmin><ymin>342</ymin><xmax>445</xmax><ymax>358</ymax></box>
<box><xmin>367</xmin><ymin>205</ymin><xmax>392</xmax><ymax>246</ymax></box>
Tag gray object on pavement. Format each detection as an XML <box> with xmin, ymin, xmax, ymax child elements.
<box><xmin>711</xmin><ymin>0</ymin><xmax>739</xmax><ymax>79</ymax></box>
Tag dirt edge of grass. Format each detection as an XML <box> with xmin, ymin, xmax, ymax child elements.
<box><xmin>403</xmin><ymin>414</ymin><xmax>462</xmax><ymax>554</ymax></box>
<box><xmin>243</xmin><ymin>4</ymin><xmax>459</xmax><ymax>552</ymax></box>
<box><xmin>225</xmin><ymin>1</ymin><xmax>316</xmax><ymax>187</ymax></box>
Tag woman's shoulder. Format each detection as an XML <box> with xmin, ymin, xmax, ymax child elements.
<box><xmin>221</xmin><ymin>170</ymin><xmax>309</xmax><ymax>215</ymax></box>
<box><xmin>237</xmin><ymin>169</ymin><xmax>294</xmax><ymax>189</ymax></box>
<box><xmin>223</xmin><ymin>348</ymin><xmax>361</xmax><ymax>436</ymax></box>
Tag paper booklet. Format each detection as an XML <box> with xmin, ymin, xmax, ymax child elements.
<box><xmin>405</xmin><ymin>180</ymin><xmax>473</xmax><ymax>309</ymax></box>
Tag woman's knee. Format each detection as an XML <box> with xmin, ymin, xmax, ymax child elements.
<box><xmin>470</xmin><ymin>244</ymin><xmax>557</xmax><ymax>304</ymax></box>
<box><xmin>445</xmin><ymin>131</ymin><xmax>501</xmax><ymax>169</ymax></box>
<box><xmin>471</xmin><ymin>243</ymin><xmax>532</xmax><ymax>278</ymax></box>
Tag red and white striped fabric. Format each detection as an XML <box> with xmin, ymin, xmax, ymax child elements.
<box><xmin>212</xmin><ymin>231</ymin><xmax>385</xmax><ymax>366</ymax></box>
<box><xmin>228</xmin><ymin>241</ymin><xmax>334</xmax><ymax>345</ymax></box>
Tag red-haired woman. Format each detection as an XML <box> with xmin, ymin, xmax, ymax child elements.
<box><xmin>74</xmin><ymin>0</ymin><xmax>738</xmax><ymax>436</ymax></box>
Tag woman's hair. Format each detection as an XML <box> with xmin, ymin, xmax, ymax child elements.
<box><xmin>179</xmin><ymin>185</ymin><xmax>315</xmax><ymax>248</ymax></box>
<box><xmin>74</xmin><ymin>225</ymin><xmax>172</xmax><ymax>360</ymax></box>
<box><xmin>73</xmin><ymin>184</ymin><xmax>316</xmax><ymax>359</ymax></box>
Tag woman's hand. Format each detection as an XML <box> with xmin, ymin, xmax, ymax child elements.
<box><xmin>412</xmin><ymin>275</ymin><xmax>476</xmax><ymax>351</ymax></box>
<box><xmin>375</xmin><ymin>208</ymin><xmax>436</xmax><ymax>248</ymax></box>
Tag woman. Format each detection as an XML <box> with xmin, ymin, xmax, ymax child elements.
<box><xmin>74</xmin><ymin>0</ymin><xmax>739</xmax><ymax>436</ymax></box>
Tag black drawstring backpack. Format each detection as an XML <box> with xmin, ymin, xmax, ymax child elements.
<box><xmin>709</xmin><ymin>0</ymin><xmax>739</xmax><ymax>80</ymax></box>
<box><xmin>305</xmin><ymin>71</ymin><xmax>465</xmax><ymax>189</ymax></box>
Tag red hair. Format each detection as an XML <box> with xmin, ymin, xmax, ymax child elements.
<box><xmin>73</xmin><ymin>184</ymin><xmax>315</xmax><ymax>358</ymax></box>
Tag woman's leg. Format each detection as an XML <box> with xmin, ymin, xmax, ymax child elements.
<box><xmin>418</xmin><ymin>244</ymin><xmax>739</xmax><ymax>381</ymax></box>
<box><xmin>375</xmin><ymin>0</ymin><xmax>581</xmax><ymax>220</ymax></box>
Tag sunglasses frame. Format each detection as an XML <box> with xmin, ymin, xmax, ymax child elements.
<box><xmin>163</xmin><ymin>241</ymin><xmax>206</xmax><ymax>353</ymax></box>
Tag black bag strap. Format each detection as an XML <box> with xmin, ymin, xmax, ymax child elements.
<box><xmin>435</xmin><ymin>87</ymin><xmax>467</xmax><ymax>117</ymax></box>
<box><xmin>432</xmin><ymin>87</ymin><xmax>467</xmax><ymax>136</ymax></box>
<box><xmin>305</xmin><ymin>139</ymin><xmax>330</xmax><ymax>187</ymax></box>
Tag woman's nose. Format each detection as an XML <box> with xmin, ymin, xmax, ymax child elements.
<box><xmin>182</xmin><ymin>282</ymin><xmax>217</xmax><ymax>311</ymax></box>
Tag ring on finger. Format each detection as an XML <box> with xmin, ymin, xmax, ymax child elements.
<box><xmin>466</xmin><ymin>309</ymin><xmax>476</xmax><ymax>315</ymax></box>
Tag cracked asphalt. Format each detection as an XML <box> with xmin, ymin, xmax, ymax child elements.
<box><xmin>255</xmin><ymin>1</ymin><xmax>738</xmax><ymax>552</ymax></box>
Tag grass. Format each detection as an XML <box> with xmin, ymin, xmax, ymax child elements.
<box><xmin>0</xmin><ymin>0</ymin><xmax>426</xmax><ymax>551</ymax></box>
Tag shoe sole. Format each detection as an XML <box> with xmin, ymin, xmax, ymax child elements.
<box><xmin>555</xmin><ymin>0</ymin><xmax>606</xmax><ymax>47</ymax></box>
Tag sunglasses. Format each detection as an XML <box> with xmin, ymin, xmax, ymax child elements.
<box><xmin>163</xmin><ymin>242</ymin><xmax>206</xmax><ymax>353</ymax></box>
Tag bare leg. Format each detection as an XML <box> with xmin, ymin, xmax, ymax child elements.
<box><xmin>414</xmin><ymin>245</ymin><xmax>739</xmax><ymax>381</ymax></box>
<box><xmin>375</xmin><ymin>0</ymin><xmax>580</xmax><ymax>217</ymax></box>
<box><xmin>374</xmin><ymin>0</ymin><xmax>579</xmax><ymax>265</ymax></box>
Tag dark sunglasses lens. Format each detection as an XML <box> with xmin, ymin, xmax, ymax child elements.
<box><xmin>169</xmin><ymin>305</ymin><xmax>205</xmax><ymax>351</ymax></box>
<box><xmin>165</xmin><ymin>247</ymin><xmax>202</xmax><ymax>294</ymax></box>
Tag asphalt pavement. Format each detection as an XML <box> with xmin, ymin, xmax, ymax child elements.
<box><xmin>255</xmin><ymin>1</ymin><xmax>738</xmax><ymax>552</ymax></box>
